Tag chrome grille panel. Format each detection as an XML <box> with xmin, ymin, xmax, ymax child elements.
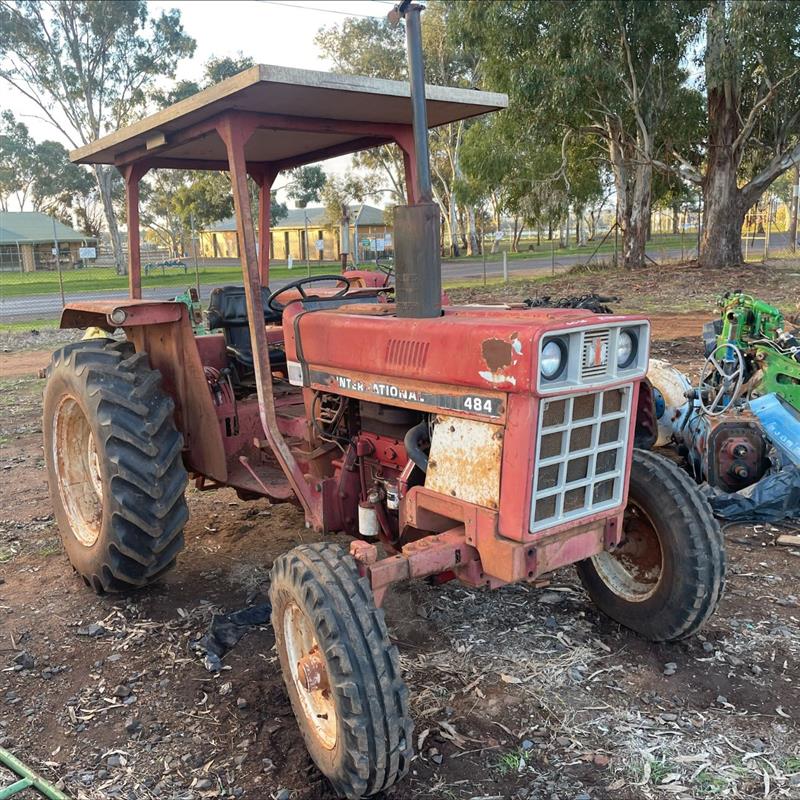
<box><xmin>580</xmin><ymin>329</ymin><xmax>610</xmax><ymax>380</ymax></box>
<box><xmin>530</xmin><ymin>386</ymin><xmax>632</xmax><ymax>532</ymax></box>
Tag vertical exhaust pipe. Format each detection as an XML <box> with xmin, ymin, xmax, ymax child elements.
<box><xmin>389</xmin><ymin>1</ymin><xmax>442</xmax><ymax>319</ymax></box>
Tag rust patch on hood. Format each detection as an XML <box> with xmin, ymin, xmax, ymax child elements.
<box><xmin>482</xmin><ymin>337</ymin><xmax>515</xmax><ymax>372</ymax></box>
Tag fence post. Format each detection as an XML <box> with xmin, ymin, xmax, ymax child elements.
<box><xmin>551</xmin><ymin>238</ymin><xmax>555</xmax><ymax>276</ymax></box>
<box><xmin>52</xmin><ymin>216</ymin><xmax>65</xmax><ymax>309</ymax></box>
<box><xmin>502</xmin><ymin>250</ymin><xmax>508</xmax><ymax>283</ymax></box>
<box><xmin>483</xmin><ymin>249</ymin><xmax>487</xmax><ymax>286</ymax></box>
<box><xmin>190</xmin><ymin>212</ymin><xmax>200</xmax><ymax>296</ymax></box>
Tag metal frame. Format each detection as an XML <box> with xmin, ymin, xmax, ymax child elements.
<box><xmin>117</xmin><ymin>111</ymin><xmax>420</xmax><ymax>526</ymax></box>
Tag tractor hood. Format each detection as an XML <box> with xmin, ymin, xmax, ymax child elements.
<box><xmin>283</xmin><ymin>303</ymin><xmax>650</xmax><ymax>397</ymax></box>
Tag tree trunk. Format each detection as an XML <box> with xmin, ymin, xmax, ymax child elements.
<box><xmin>700</xmin><ymin>169</ymin><xmax>746</xmax><ymax>267</ymax></box>
<box><xmin>621</xmin><ymin>162</ymin><xmax>652</xmax><ymax>270</ymax></box>
<box><xmin>466</xmin><ymin>207</ymin><xmax>478</xmax><ymax>256</ymax></box>
<box><xmin>95</xmin><ymin>164</ymin><xmax>125</xmax><ymax>273</ymax></box>
<box><xmin>671</xmin><ymin>202</ymin><xmax>680</xmax><ymax>234</ymax></box>
<box><xmin>448</xmin><ymin>194</ymin><xmax>460</xmax><ymax>257</ymax></box>
<box><xmin>699</xmin><ymin>1</ymin><xmax>744</xmax><ymax>268</ymax></box>
<box><xmin>607</xmin><ymin>120</ymin><xmax>652</xmax><ymax>270</ymax></box>
<box><xmin>698</xmin><ymin>91</ymin><xmax>745</xmax><ymax>268</ymax></box>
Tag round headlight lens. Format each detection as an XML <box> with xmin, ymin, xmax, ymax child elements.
<box><xmin>617</xmin><ymin>329</ymin><xmax>637</xmax><ymax>368</ymax></box>
<box><xmin>541</xmin><ymin>338</ymin><xmax>566</xmax><ymax>380</ymax></box>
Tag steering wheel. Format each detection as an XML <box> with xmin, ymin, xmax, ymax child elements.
<box><xmin>266</xmin><ymin>274</ymin><xmax>351</xmax><ymax>313</ymax></box>
<box><xmin>375</xmin><ymin>256</ymin><xmax>394</xmax><ymax>278</ymax></box>
<box><xmin>699</xmin><ymin>343</ymin><xmax>746</xmax><ymax>416</ymax></box>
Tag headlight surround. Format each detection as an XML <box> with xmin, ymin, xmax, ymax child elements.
<box><xmin>109</xmin><ymin>307</ymin><xmax>127</xmax><ymax>325</ymax></box>
<box><xmin>617</xmin><ymin>328</ymin><xmax>638</xmax><ymax>369</ymax></box>
<box><xmin>540</xmin><ymin>337</ymin><xmax>567</xmax><ymax>381</ymax></box>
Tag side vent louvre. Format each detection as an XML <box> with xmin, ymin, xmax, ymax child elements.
<box><xmin>386</xmin><ymin>339</ymin><xmax>430</xmax><ymax>369</ymax></box>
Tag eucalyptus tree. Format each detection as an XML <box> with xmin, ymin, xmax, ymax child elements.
<box><xmin>0</xmin><ymin>1</ymin><xmax>195</xmax><ymax>271</ymax></box>
<box><xmin>457</xmin><ymin>0</ymin><xmax>703</xmax><ymax>268</ymax></box>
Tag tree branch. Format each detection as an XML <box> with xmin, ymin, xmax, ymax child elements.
<box><xmin>732</xmin><ymin>66</ymin><xmax>800</xmax><ymax>161</ymax></box>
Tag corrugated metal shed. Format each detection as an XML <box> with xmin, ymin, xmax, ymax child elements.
<box><xmin>206</xmin><ymin>205</ymin><xmax>387</xmax><ymax>232</ymax></box>
<box><xmin>0</xmin><ymin>212</ymin><xmax>94</xmax><ymax>243</ymax></box>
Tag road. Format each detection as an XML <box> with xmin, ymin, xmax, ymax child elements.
<box><xmin>1</xmin><ymin>233</ymin><xmax>793</xmax><ymax>322</ymax></box>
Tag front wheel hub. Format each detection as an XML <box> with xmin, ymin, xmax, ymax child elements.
<box><xmin>283</xmin><ymin>602</ymin><xmax>337</xmax><ymax>750</ymax></box>
<box><xmin>591</xmin><ymin>502</ymin><xmax>663</xmax><ymax>602</ymax></box>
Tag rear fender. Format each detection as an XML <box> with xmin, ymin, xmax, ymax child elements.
<box><xmin>60</xmin><ymin>299</ymin><xmax>227</xmax><ymax>481</ymax></box>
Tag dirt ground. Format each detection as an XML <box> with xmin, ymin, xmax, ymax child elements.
<box><xmin>1</xmin><ymin>264</ymin><xmax>800</xmax><ymax>800</ymax></box>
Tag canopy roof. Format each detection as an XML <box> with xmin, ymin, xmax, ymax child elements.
<box><xmin>70</xmin><ymin>64</ymin><xmax>507</xmax><ymax>169</ymax></box>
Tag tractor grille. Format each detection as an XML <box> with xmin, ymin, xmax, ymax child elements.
<box><xmin>580</xmin><ymin>328</ymin><xmax>611</xmax><ymax>380</ymax></box>
<box><xmin>530</xmin><ymin>386</ymin><xmax>632</xmax><ymax>532</ymax></box>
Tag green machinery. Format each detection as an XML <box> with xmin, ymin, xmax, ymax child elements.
<box><xmin>173</xmin><ymin>287</ymin><xmax>206</xmax><ymax>335</ymax></box>
<box><xmin>704</xmin><ymin>291</ymin><xmax>800</xmax><ymax>409</ymax></box>
<box><xmin>0</xmin><ymin>746</ymin><xmax>69</xmax><ymax>800</ymax></box>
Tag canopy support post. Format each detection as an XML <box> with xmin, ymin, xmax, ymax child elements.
<box><xmin>217</xmin><ymin>114</ymin><xmax>320</xmax><ymax>527</ymax></box>
<box><xmin>250</xmin><ymin>165</ymin><xmax>276</xmax><ymax>286</ymax></box>
<box><xmin>393</xmin><ymin>128</ymin><xmax>418</xmax><ymax>205</ymax></box>
<box><xmin>121</xmin><ymin>163</ymin><xmax>149</xmax><ymax>299</ymax></box>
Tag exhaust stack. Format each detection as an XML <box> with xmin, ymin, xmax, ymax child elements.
<box><xmin>390</xmin><ymin>1</ymin><xmax>442</xmax><ymax>319</ymax></box>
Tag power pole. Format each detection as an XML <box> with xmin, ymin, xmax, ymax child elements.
<box><xmin>304</xmin><ymin>211</ymin><xmax>310</xmax><ymax>276</ymax></box>
<box><xmin>340</xmin><ymin>205</ymin><xmax>350</xmax><ymax>271</ymax></box>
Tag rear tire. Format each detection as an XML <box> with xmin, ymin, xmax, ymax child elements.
<box><xmin>43</xmin><ymin>339</ymin><xmax>188</xmax><ymax>592</ymax></box>
<box><xmin>576</xmin><ymin>449</ymin><xmax>725</xmax><ymax>641</ymax></box>
<box><xmin>270</xmin><ymin>542</ymin><xmax>413</xmax><ymax>799</ymax></box>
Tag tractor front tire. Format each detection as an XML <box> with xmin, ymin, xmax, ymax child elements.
<box><xmin>576</xmin><ymin>449</ymin><xmax>725</xmax><ymax>642</ymax></box>
<box><xmin>270</xmin><ymin>542</ymin><xmax>413</xmax><ymax>799</ymax></box>
<box><xmin>43</xmin><ymin>339</ymin><xmax>188</xmax><ymax>592</ymax></box>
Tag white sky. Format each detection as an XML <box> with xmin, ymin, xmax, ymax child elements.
<box><xmin>0</xmin><ymin>0</ymin><xmax>399</xmax><ymax>207</ymax></box>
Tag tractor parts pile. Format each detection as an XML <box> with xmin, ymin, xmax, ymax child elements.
<box><xmin>648</xmin><ymin>291</ymin><xmax>800</xmax><ymax>522</ymax></box>
<box><xmin>524</xmin><ymin>292</ymin><xmax>619</xmax><ymax>314</ymax></box>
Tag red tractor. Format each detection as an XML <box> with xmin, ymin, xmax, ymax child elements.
<box><xmin>43</xmin><ymin>4</ymin><xmax>724</xmax><ymax>798</ymax></box>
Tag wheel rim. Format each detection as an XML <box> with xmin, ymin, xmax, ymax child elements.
<box><xmin>52</xmin><ymin>395</ymin><xmax>103</xmax><ymax>547</ymax></box>
<box><xmin>283</xmin><ymin>602</ymin><xmax>337</xmax><ymax>750</ymax></box>
<box><xmin>590</xmin><ymin>500</ymin><xmax>663</xmax><ymax>602</ymax></box>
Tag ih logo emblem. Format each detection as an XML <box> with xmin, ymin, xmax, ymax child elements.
<box><xmin>584</xmin><ymin>337</ymin><xmax>608</xmax><ymax>368</ymax></box>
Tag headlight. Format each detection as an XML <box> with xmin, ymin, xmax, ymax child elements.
<box><xmin>541</xmin><ymin>338</ymin><xmax>567</xmax><ymax>380</ymax></box>
<box><xmin>109</xmin><ymin>307</ymin><xmax>127</xmax><ymax>325</ymax></box>
<box><xmin>617</xmin><ymin>329</ymin><xmax>637</xmax><ymax>368</ymax></box>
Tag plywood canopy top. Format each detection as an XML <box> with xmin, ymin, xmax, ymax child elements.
<box><xmin>70</xmin><ymin>64</ymin><xmax>508</xmax><ymax>170</ymax></box>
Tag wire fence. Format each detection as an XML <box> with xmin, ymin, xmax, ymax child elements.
<box><xmin>1</xmin><ymin>225</ymin><xmax>797</xmax><ymax>325</ymax></box>
<box><xmin>0</xmin><ymin>236</ymin><xmax>350</xmax><ymax>324</ymax></box>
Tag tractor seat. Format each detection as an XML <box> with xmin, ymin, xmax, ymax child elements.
<box><xmin>206</xmin><ymin>285</ymin><xmax>286</xmax><ymax>375</ymax></box>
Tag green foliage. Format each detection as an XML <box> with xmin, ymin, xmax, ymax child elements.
<box><xmin>0</xmin><ymin>109</ymin><xmax>35</xmax><ymax>210</ymax></box>
<box><xmin>285</xmin><ymin>166</ymin><xmax>326</xmax><ymax>209</ymax></box>
<box><xmin>0</xmin><ymin>1</ymin><xmax>196</xmax><ymax>143</ymax></box>
<box><xmin>321</xmin><ymin>173</ymin><xmax>378</xmax><ymax>228</ymax></box>
<box><xmin>454</xmin><ymin>1</ymin><xmax>703</xmax><ymax>265</ymax></box>
<box><xmin>315</xmin><ymin>17</ymin><xmax>405</xmax><ymax>79</ymax></box>
<box><xmin>0</xmin><ymin>110</ymin><xmax>92</xmax><ymax>223</ymax></box>
<box><xmin>30</xmin><ymin>140</ymin><xmax>94</xmax><ymax>221</ymax></box>
<box><xmin>203</xmin><ymin>53</ymin><xmax>254</xmax><ymax>84</ymax></box>
<box><xmin>704</xmin><ymin>0</ymin><xmax>800</xmax><ymax>188</ymax></box>
<box><xmin>0</xmin><ymin>0</ymin><xmax>196</xmax><ymax>267</ymax></box>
